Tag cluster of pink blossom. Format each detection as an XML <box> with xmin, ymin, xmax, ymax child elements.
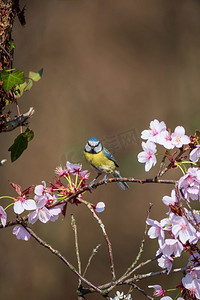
<box><xmin>178</xmin><ymin>167</ymin><xmax>200</xmax><ymax>202</ymax></box>
<box><xmin>138</xmin><ymin>119</ymin><xmax>191</xmax><ymax>172</ymax></box>
<box><xmin>147</xmin><ymin>194</ymin><xmax>200</xmax><ymax>298</ymax></box>
<box><xmin>139</xmin><ymin>120</ymin><xmax>200</xmax><ymax>299</ymax></box>
<box><xmin>0</xmin><ymin>162</ymin><xmax>105</xmax><ymax>241</ymax></box>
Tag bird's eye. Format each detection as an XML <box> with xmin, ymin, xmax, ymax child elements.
<box><xmin>88</xmin><ymin>141</ymin><xmax>100</xmax><ymax>147</ymax></box>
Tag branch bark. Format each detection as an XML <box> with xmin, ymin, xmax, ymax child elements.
<box><xmin>2</xmin><ymin>107</ymin><xmax>35</xmax><ymax>132</ymax></box>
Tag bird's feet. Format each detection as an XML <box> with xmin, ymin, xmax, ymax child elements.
<box><xmin>88</xmin><ymin>178</ymin><xmax>97</xmax><ymax>190</ymax></box>
<box><xmin>102</xmin><ymin>174</ymin><xmax>108</xmax><ymax>184</ymax></box>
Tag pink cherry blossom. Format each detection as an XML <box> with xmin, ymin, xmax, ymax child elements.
<box><xmin>138</xmin><ymin>141</ymin><xmax>157</xmax><ymax>172</ymax></box>
<box><xmin>160</xmin><ymin>239</ymin><xmax>183</xmax><ymax>257</ymax></box>
<box><xmin>13</xmin><ymin>225</ymin><xmax>31</xmax><ymax>241</ymax></box>
<box><xmin>160</xmin><ymin>217</ymin><xmax>172</xmax><ymax>232</ymax></box>
<box><xmin>182</xmin><ymin>273</ymin><xmax>200</xmax><ymax>299</ymax></box>
<box><xmin>34</xmin><ymin>188</ymin><xmax>57</xmax><ymax>206</ymax></box>
<box><xmin>66</xmin><ymin>161</ymin><xmax>82</xmax><ymax>175</ymax></box>
<box><xmin>148</xmin><ymin>284</ymin><xmax>165</xmax><ymax>296</ymax></box>
<box><xmin>190</xmin><ymin>145</ymin><xmax>200</xmax><ymax>163</ymax></box>
<box><xmin>158</xmin><ymin>255</ymin><xmax>173</xmax><ymax>274</ymax></box>
<box><xmin>158</xmin><ymin>130</ymin><xmax>174</xmax><ymax>149</ymax></box>
<box><xmin>171</xmin><ymin>215</ymin><xmax>198</xmax><ymax>244</ymax></box>
<box><xmin>188</xmin><ymin>253</ymin><xmax>200</xmax><ymax>268</ymax></box>
<box><xmin>141</xmin><ymin>119</ymin><xmax>166</xmax><ymax>143</ymax></box>
<box><xmin>0</xmin><ymin>206</ymin><xmax>7</xmax><ymax>227</ymax></box>
<box><xmin>171</xmin><ymin>126</ymin><xmax>190</xmax><ymax>148</ymax></box>
<box><xmin>34</xmin><ymin>182</ymin><xmax>46</xmax><ymax>196</ymax></box>
<box><xmin>178</xmin><ymin>167</ymin><xmax>200</xmax><ymax>202</ymax></box>
<box><xmin>28</xmin><ymin>195</ymin><xmax>63</xmax><ymax>224</ymax></box>
<box><xmin>28</xmin><ymin>206</ymin><xmax>51</xmax><ymax>224</ymax></box>
<box><xmin>13</xmin><ymin>197</ymin><xmax>37</xmax><ymax>214</ymax></box>
<box><xmin>48</xmin><ymin>205</ymin><xmax>64</xmax><ymax>222</ymax></box>
<box><xmin>189</xmin><ymin>266</ymin><xmax>200</xmax><ymax>279</ymax></box>
<box><xmin>55</xmin><ymin>166</ymin><xmax>68</xmax><ymax>177</ymax></box>
<box><xmin>146</xmin><ymin>218</ymin><xmax>165</xmax><ymax>247</ymax></box>
<box><xmin>79</xmin><ymin>170</ymin><xmax>90</xmax><ymax>181</ymax></box>
<box><xmin>162</xmin><ymin>189</ymin><xmax>178</xmax><ymax>206</ymax></box>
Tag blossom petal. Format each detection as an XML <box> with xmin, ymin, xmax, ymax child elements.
<box><xmin>23</xmin><ymin>199</ymin><xmax>37</xmax><ymax>211</ymax></box>
<box><xmin>28</xmin><ymin>210</ymin><xmax>39</xmax><ymax>224</ymax></box>
<box><xmin>0</xmin><ymin>206</ymin><xmax>7</xmax><ymax>227</ymax></box>
<box><xmin>13</xmin><ymin>225</ymin><xmax>31</xmax><ymax>241</ymax></box>
<box><xmin>95</xmin><ymin>202</ymin><xmax>105</xmax><ymax>213</ymax></box>
<box><xmin>14</xmin><ymin>201</ymin><xmax>24</xmax><ymax>214</ymax></box>
<box><xmin>38</xmin><ymin>207</ymin><xmax>51</xmax><ymax>223</ymax></box>
<box><xmin>34</xmin><ymin>184</ymin><xmax>44</xmax><ymax>196</ymax></box>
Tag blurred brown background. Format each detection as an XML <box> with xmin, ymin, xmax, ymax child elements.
<box><xmin>0</xmin><ymin>0</ymin><xmax>200</xmax><ymax>299</ymax></box>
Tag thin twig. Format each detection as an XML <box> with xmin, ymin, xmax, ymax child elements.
<box><xmin>158</xmin><ymin>148</ymin><xmax>186</xmax><ymax>177</ymax></box>
<box><xmin>87</xmin><ymin>204</ymin><xmax>116</xmax><ymax>282</ymax></box>
<box><xmin>71</xmin><ymin>215</ymin><xmax>82</xmax><ymax>287</ymax></box>
<box><xmin>15</xmin><ymin>99</ymin><xmax>23</xmax><ymax>134</ymax></box>
<box><xmin>105</xmin><ymin>204</ymin><xmax>154</xmax><ymax>293</ymax></box>
<box><xmin>125</xmin><ymin>266</ymin><xmax>188</xmax><ymax>283</ymax></box>
<box><xmin>106</xmin><ymin>253</ymin><xmax>162</xmax><ymax>293</ymax></box>
<box><xmin>157</xmin><ymin>153</ymin><xmax>167</xmax><ymax>178</ymax></box>
<box><xmin>0</xmin><ymin>219</ymin><xmax>20</xmax><ymax>229</ymax></box>
<box><xmin>0</xmin><ymin>44</ymin><xmax>12</xmax><ymax>58</ymax></box>
<box><xmin>97</xmin><ymin>265</ymin><xmax>188</xmax><ymax>292</ymax></box>
<box><xmin>83</xmin><ymin>244</ymin><xmax>101</xmax><ymax>277</ymax></box>
<box><xmin>129</xmin><ymin>283</ymin><xmax>154</xmax><ymax>300</ymax></box>
<box><xmin>21</xmin><ymin>222</ymin><xmax>102</xmax><ymax>293</ymax></box>
<box><xmin>126</xmin><ymin>253</ymin><xmax>162</xmax><ymax>279</ymax></box>
<box><xmin>124</xmin><ymin>203</ymin><xmax>153</xmax><ymax>276</ymax></box>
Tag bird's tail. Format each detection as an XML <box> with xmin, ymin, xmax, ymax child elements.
<box><xmin>113</xmin><ymin>170</ymin><xmax>129</xmax><ymax>190</ymax></box>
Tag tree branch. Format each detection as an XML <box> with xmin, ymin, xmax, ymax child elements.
<box><xmin>87</xmin><ymin>204</ymin><xmax>116</xmax><ymax>282</ymax></box>
<box><xmin>48</xmin><ymin>177</ymin><xmax>176</xmax><ymax>209</ymax></box>
<box><xmin>20</xmin><ymin>222</ymin><xmax>102</xmax><ymax>293</ymax></box>
<box><xmin>2</xmin><ymin>107</ymin><xmax>35</xmax><ymax>132</ymax></box>
<box><xmin>71</xmin><ymin>214</ymin><xmax>82</xmax><ymax>288</ymax></box>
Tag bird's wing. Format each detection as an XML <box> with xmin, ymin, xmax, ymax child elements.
<box><xmin>102</xmin><ymin>147</ymin><xmax>119</xmax><ymax>167</ymax></box>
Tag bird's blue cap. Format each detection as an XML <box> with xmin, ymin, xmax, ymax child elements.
<box><xmin>88</xmin><ymin>137</ymin><xmax>99</xmax><ymax>142</ymax></box>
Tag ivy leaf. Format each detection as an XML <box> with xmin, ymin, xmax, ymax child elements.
<box><xmin>14</xmin><ymin>79</ymin><xmax>33</xmax><ymax>98</ymax></box>
<box><xmin>1</xmin><ymin>70</ymin><xmax>25</xmax><ymax>92</ymax></box>
<box><xmin>8</xmin><ymin>128</ymin><xmax>34</xmax><ymax>162</ymax></box>
<box><xmin>24</xmin><ymin>79</ymin><xmax>33</xmax><ymax>91</ymax></box>
<box><xmin>8</xmin><ymin>40</ymin><xmax>16</xmax><ymax>52</ymax></box>
<box><xmin>24</xmin><ymin>128</ymin><xmax>34</xmax><ymax>141</ymax></box>
<box><xmin>14</xmin><ymin>81</ymin><xmax>27</xmax><ymax>98</ymax></box>
<box><xmin>29</xmin><ymin>68</ymin><xmax>43</xmax><ymax>82</ymax></box>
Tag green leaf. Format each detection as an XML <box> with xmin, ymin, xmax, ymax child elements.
<box><xmin>14</xmin><ymin>79</ymin><xmax>33</xmax><ymax>98</ymax></box>
<box><xmin>29</xmin><ymin>68</ymin><xmax>43</xmax><ymax>82</ymax></box>
<box><xmin>1</xmin><ymin>70</ymin><xmax>25</xmax><ymax>92</ymax></box>
<box><xmin>24</xmin><ymin>128</ymin><xmax>34</xmax><ymax>142</ymax></box>
<box><xmin>14</xmin><ymin>81</ymin><xmax>27</xmax><ymax>98</ymax></box>
<box><xmin>5</xmin><ymin>99</ymin><xmax>10</xmax><ymax>106</ymax></box>
<box><xmin>8</xmin><ymin>129</ymin><xmax>34</xmax><ymax>162</ymax></box>
<box><xmin>24</xmin><ymin>79</ymin><xmax>33</xmax><ymax>91</ymax></box>
<box><xmin>8</xmin><ymin>40</ymin><xmax>16</xmax><ymax>52</ymax></box>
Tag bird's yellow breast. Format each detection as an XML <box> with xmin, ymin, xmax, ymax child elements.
<box><xmin>84</xmin><ymin>151</ymin><xmax>116</xmax><ymax>173</ymax></box>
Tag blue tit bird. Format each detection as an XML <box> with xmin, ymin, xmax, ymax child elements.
<box><xmin>84</xmin><ymin>137</ymin><xmax>129</xmax><ymax>190</ymax></box>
